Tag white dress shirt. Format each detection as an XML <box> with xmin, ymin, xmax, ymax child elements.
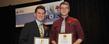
<box><xmin>60</xmin><ymin>16</ymin><xmax>67</xmax><ymax>33</ymax></box>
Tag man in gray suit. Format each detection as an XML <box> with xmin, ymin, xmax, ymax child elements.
<box><xmin>19</xmin><ymin>5</ymin><xmax>50</xmax><ymax>44</ymax></box>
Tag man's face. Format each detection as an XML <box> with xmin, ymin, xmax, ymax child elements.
<box><xmin>34</xmin><ymin>9</ymin><xmax>45</xmax><ymax>21</ymax></box>
<box><xmin>60</xmin><ymin>4</ymin><xmax>70</xmax><ymax>16</ymax></box>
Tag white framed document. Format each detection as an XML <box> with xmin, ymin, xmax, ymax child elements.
<box><xmin>34</xmin><ymin>37</ymin><xmax>49</xmax><ymax>44</ymax></box>
<box><xmin>58</xmin><ymin>33</ymin><xmax>72</xmax><ymax>44</ymax></box>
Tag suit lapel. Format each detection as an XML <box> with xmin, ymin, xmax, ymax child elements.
<box><xmin>58</xmin><ymin>18</ymin><xmax>63</xmax><ymax>33</ymax></box>
<box><xmin>33</xmin><ymin>21</ymin><xmax>48</xmax><ymax>37</ymax></box>
<box><xmin>43</xmin><ymin>24</ymin><xmax>49</xmax><ymax>37</ymax></box>
<box><xmin>32</xmin><ymin>21</ymin><xmax>40</xmax><ymax>37</ymax></box>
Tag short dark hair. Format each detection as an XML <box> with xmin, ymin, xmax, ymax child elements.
<box><xmin>35</xmin><ymin>5</ymin><xmax>46</xmax><ymax>13</ymax></box>
<box><xmin>60</xmin><ymin>1</ymin><xmax>70</xmax><ymax>8</ymax></box>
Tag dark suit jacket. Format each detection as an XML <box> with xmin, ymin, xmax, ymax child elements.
<box><xmin>50</xmin><ymin>16</ymin><xmax>84</xmax><ymax>44</ymax></box>
<box><xmin>19</xmin><ymin>21</ymin><xmax>50</xmax><ymax>44</ymax></box>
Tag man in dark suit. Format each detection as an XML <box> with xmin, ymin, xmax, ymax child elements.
<box><xmin>50</xmin><ymin>1</ymin><xmax>84</xmax><ymax>44</ymax></box>
<box><xmin>19</xmin><ymin>5</ymin><xmax>50</xmax><ymax>44</ymax></box>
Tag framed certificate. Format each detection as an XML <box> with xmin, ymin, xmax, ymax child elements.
<box><xmin>34</xmin><ymin>37</ymin><xmax>49</xmax><ymax>44</ymax></box>
<box><xmin>58</xmin><ymin>33</ymin><xmax>72</xmax><ymax>44</ymax></box>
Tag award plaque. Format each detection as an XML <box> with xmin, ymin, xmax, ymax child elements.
<box><xmin>58</xmin><ymin>33</ymin><xmax>72</xmax><ymax>44</ymax></box>
<box><xmin>34</xmin><ymin>37</ymin><xmax>49</xmax><ymax>44</ymax></box>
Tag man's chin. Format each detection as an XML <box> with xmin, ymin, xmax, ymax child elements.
<box><xmin>37</xmin><ymin>19</ymin><xmax>44</xmax><ymax>22</ymax></box>
<box><xmin>61</xmin><ymin>13</ymin><xmax>68</xmax><ymax>16</ymax></box>
<box><xmin>62</xmin><ymin>14</ymin><xmax>68</xmax><ymax>16</ymax></box>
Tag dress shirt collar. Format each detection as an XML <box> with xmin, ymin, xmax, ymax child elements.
<box><xmin>35</xmin><ymin>19</ymin><xmax>43</xmax><ymax>26</ymax></box>
<box><xmin>59</xmin><ymin>15</ymin><xmax>69</xmax><ymax>21</ymax></box>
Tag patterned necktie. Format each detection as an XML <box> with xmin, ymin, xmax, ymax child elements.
<box><xmin>60</xmin><ymin>18</ymin><xmax>65</xmax><ymax>33</ymax></box>
<box><xmin>39</xmin><ymin>24</ymin><xmax>44</xmax><ymax>38</ymax></box>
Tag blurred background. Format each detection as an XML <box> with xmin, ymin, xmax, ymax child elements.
<box><xmin>0</xmin><ymin>0</ymin><xmax>108</xmax><ymax>44</ymax></box>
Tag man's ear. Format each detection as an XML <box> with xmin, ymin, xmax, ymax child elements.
<box><xmin>68</xmin><ymin>8</ymin><xmax>70</xmax><ymax>13</ymax></box>
<box><xmin>34</xmin><ymin>13</ymin><xmax>36</xmax><ymax>17</ymax></box>
<box><xmin>33</xmin><ymin>13</ymin><xmax>37</xmax><ymax>19</ymax></box>
<box><xmin>44</xmin><ymin>13</ymin><xmax>47</xmax><ymax>16</ymax></box>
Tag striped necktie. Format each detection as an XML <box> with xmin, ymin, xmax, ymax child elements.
<box><xmin>60</xmin><ymin>18</ymin><xmax>65</xmax><ymax>33</ymax></box>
